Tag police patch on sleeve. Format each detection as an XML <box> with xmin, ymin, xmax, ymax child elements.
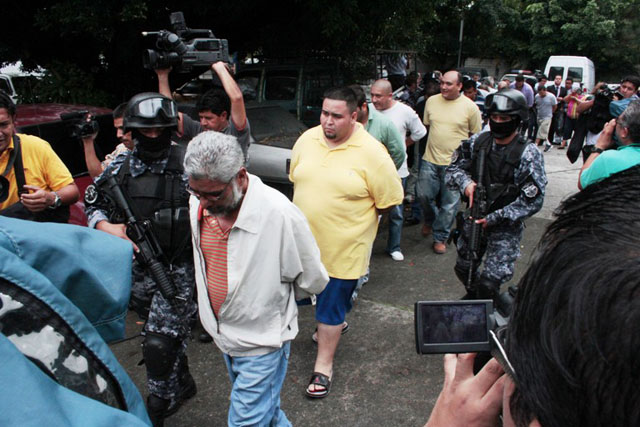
<box><xmin>523</xmin><ymin>183</ymin><xmax>538</xmax><ymax>198</ymax></box>
<box><xmin>84</xmin><ymin>184</ymin><xmax>98</xmax><ymax>205</ymax></box>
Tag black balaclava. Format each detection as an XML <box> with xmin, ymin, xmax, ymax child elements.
<box><xmin>489</xmin><ymin>116</ymin><xmax>520</xmax><ymax>139</ymax></box>
<box><xmin>132</xmin><ymin>128</ymin><xmax>172</xmax><ymax>163</ymax></box>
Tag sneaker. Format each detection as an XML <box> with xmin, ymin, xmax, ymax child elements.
<box><xmin>544</xmin><ymin>143</ymin><xmax>551</xmax><ymax>152</ymax></box>
<box><xmin>390</xmin><ymin>251</ymin><xmax>404</xmax><ymax>261</ymax></box>
<box><xmin>433</xmin><ymin>241</ymin><xmax>447</xmax><ymax>254</ymax></box>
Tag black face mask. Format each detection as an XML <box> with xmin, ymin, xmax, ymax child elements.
<box><xmin>132</xmin><ymin>128</ymin><xmax>172</xmax><ymax>162</ymax></box>
<box><xmin>489</xmin><ymin>117</ymin><xmax>520</xmax><ymax>139</ymax></box>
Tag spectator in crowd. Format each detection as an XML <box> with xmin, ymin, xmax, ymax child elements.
<box><xmin>510</xmin><ymin>74</ymin><xmax>534</xmax><ymax>135</ymax></box>
<box><xmin>463</xmin><ymin>79</ymin><xmax>485</xmax><ymax>114</ymax></box>
<box><xmin>425</xmin><ymin>164</ymin><xmax>640</xmax><ymax>427</ymax></box>
<box><xmin>579</xmin><ymin>100</ymin><xmax>640</xmax><ymax>189</ymax></box>
<box><xmin>534</xmin><ymin>85</ymin><xmax>557</xmax><ymax>152</ymax></box>
<box><xmin>156</xmin><ymin>62</ymin><xmax>250</xmax><ymax>159</ymax></box>
<box><xmin>0</xmin><ymin>90</ymin><xmax>79</xmax><ymax>222</ymax></box>
<box><xmin>547</xmin><ymin>75</ymin><xmax>568</xmax><ymax>144</ymax></box>
<box><xmin>560</xmin><ymin>85</ymin><xmax>587</xmax><ymax>149</ymax></box>
<box><xmin>371</xmin><ymin>79</ymin><xmax>426</xmax><ymax>261</ymax></box>
<box><xmin>609</xmin><ymin>75</ymin><xmax>640</xmax><ymax>118</ymax></box>
<box><xmin>418</xmin><ymin>70</ymin><xmax>481</xmax><ymax>254</ymax></box>
<box><xmin>290</xmin><ymin>87</ymin><xmax>403</xmax><ymax>399</ymax></box>
<box><xmin>185</xmin><ymin>131</ymin><xmax>328</xmax><ymax>426</ymax></box>
<box><xmin>82</xmin><ymin>102</ymin><xmax>134</xmax><ymax>178</ymax></box>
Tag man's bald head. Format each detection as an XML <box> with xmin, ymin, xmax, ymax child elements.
<box><xmin>439</xmin><ymin>70</ymin><xmax>463</xmax><ymax>100</ymax></box>
<box><xmin>371</xmin><ymin>79</ymin><xmax>394</xmax><ymax>110</ymax></box>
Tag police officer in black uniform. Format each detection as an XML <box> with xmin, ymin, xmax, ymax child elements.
<box><xmin>85</xmin><ymin>93</ymin><xmax>197</xmax><ymax>426</ymax></box>
<box><xmin>446</xmin><ymin>89</ymin><xmax>547</xmax><ymax>300</ymax></box>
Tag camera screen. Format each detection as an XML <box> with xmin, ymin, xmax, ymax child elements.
<box><xmin>421</xmin><ymin>303</ymin><xmax>487</xmax><ymax>343</ymax></box>
<box><xmin>414</xmin><ymin>300</ymin><xmax>493</xmax><ymax>354</ymax></box>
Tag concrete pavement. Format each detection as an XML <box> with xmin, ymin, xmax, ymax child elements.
<box><xmin>109</xmin><ymin>144</ymin><xmax>582</xmax><ymax>426</ymax></box>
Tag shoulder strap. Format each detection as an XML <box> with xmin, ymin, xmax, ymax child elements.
<box><xmin>504</xmin><ymin>135</ymin><xmax>528</xmax><ymax>167</ymax></box>
<box><xmin>10</xmin><ymin>135</ymin><xmax>27</xmax><ymax>196</ymax></box>
<box><xmin>165</xmin><ymin>144</ymin><xmax>186</xmax><ymax>172</ymax></box>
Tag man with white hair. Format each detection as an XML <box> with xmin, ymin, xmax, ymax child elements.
<box><xmin>185</xmin><ymin>131</ymin><xmax>328</xmax><ymax>426</ymax></box>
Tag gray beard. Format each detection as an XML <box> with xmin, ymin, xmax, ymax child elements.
<box><xmin>206</xmin><ymin>180</ymin><xmax>244</xmax><ymax>216</ymax></box>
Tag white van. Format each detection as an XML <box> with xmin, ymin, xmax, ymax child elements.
<box><xmin>544</xmin><ymin>56</ymin><xmax>595</xmax><ymax>92</ymax></box>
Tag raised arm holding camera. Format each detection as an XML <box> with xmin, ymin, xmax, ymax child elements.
<box><xmin>156</xmin><ymin>61</ymin><xmax>251</xmax><ymax>159</ymax></box>
<box><xmin>446</xmin><ymin>89</ymin><xmax>546</xmax><ymax>301</ymax></box>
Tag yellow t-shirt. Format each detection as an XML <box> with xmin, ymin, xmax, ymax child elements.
<box><xmin>0</xmin><ymin>133</ymin><xmax>75</xmax><ymax>210</ymax></box>
<box><xmin>423</xmin><ymin>94</ymin><xmax>482</xmax><ymax>165</ymax></box>
<box><xmin>289</xmin><ymin>124</ymin><xmax>403</xmax><ymax>279</ymax></box>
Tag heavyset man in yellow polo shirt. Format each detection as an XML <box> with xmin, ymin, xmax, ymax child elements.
<box><xmin>0</xmin><ymin>90</ymin><xmax>78</xmax><ymax>222</ymax></box>
<box><xmin>289</xmin><ymin>86</ymin><xmax>403</xmax><ymax>399</ymax></box>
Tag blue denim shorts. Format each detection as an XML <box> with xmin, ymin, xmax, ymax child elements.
<box><xmin>315</xmin><ymin>277</ymin><xmax>358</xmax><ymax>325</ymax></box>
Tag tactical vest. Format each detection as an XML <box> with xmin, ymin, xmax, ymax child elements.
<box><xmin>471</xmin><ymin>133</ymin><xmax>528</xmax><ymax>213</ymax></box>
<box><xmin>113</xmin><ymin>145</ymin><xmax>191</xmax><ymax>264</ymax></box>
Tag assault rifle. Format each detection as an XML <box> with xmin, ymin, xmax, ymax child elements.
<box><xmin>467</xmin><ymin>148</ymin><xmax>488</xmax><ymax>294</ymax></box>
<box><xmin>104</xmin><ymin>176</ymin><xmax>184</xmax><ymax>306</ymax></box>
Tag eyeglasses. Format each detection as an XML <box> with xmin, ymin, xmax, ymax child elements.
<box><xmin>186</xmin><ymin>178</ymin><xmax>233</xmax><ymax>201</ymax></box>
<box><xmin>490</xmin><ymin>326</ymin><xmax>516</xmax><ymax>381</ymax></box>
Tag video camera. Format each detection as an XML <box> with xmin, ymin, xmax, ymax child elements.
<box><xmin>60</xmin><ymin>111</ymin><xmax>100</xmax><ymax>139</ymax></box>
<box><xmin>142</xmin><ymin>11</ymin><xmax>229</xmax><ymax>72</ymax></box>
<box><xmin>414</xmin><ymin>285</ymin><xmax>516</xmax><ymax>355</ymax></box>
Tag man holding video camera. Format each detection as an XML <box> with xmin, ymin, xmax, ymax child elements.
<box><xmin>446</xmin><ymin>89</ymin><xmax>546</xmax><ymax>300</ymax></box>
<box><xmin>425</xmin><ymin>165</ymin><xmax>640</xmax><ymax>427</ymax></box>
<box><xmin>156</xmin><ymin>62</ymin><xmax>251</xmax><ymax>159</ymax></box>
<box><xmin>0</xmin><ymin>90</ymin><xmax>79</xmax><ymax>222</ymax></box>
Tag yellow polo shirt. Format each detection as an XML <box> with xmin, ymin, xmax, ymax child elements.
<box><xmin>423</xmin><ymin>94</ymin><xmax>482</xmax><ymax>165</ymax></box>
<box><xmin>0</xmin><ymin>134</ymin><xmax>74</xmax><ymax>210</ymax></box>
<box><xmin>289</xmin><ymin>124</ymin><xmax>403</xmax><ymax>279</ymax></box>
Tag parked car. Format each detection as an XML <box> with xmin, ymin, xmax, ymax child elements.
<box><xmin>500</xmin><ymin>72</ymin><xmax>538</xmax><ymax>88</ymax></box>
<box><xmin>175</xmin><ymin>60</ymin><xmax>344</xmax><ymax>127</ymax></box>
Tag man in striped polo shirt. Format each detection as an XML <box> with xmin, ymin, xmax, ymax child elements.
<box><xmin>185</xmin><ymin>131</ymin><xmax>328</xmax><ymax>426</ymax></box>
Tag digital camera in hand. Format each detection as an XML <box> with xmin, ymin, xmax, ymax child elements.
<box><xmin>414</xmin><ymin>286</ymin><xmax>516</xmax><ymax>354</ymax></box>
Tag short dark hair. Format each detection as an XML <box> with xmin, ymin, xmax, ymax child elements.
<box><xmin>0</xmin><ymin>90</ymin><xmax>16</xmax><ymax>117</ymax></box>
<box><xmin>515</xmin><ymin>74</ymin><xmax>525</xmax><ymax>82</ymax></box>
<box><xmin>462</xmin><ymin>80</ymin><xmax>477</xmax><ymax>91</ymax></box>
<box><xmin>538</xmin><ymin>74</ymin><xmax>547</xmax><ymax>82</ymax></box>
<box><xmin>621</xmin><ymin>75</ymin><xmax>640</xmax><ymax>91</ymax></box>
<box><xmin>323</xmin><ymin>86</ymin><xmax>357</xmax><ymax>113</ymax></box>
<box><xmin>405</xmin><ymin>72</ymin><xmax>418</xmax><ymax>87</ymax></box>
<box><xmin>348</xmin><ymin>84</ymin><xmax>367</xmax><ymax>107</ymax></box>
<box><xmin>112</xmin><ymin>102</ymin><xmax>128</xmax><ymax>120</ymax></box>
<box><xmin>565</xmin><ymin>77</ymin><xmax>573</xmax><ymax>83</ymax></box>
<box><xmin>508</xmin><ymin>165</ymin><xmax>640</xmax><ymax>427</ymax></box>
<box><xmin>537</xmin><ymin>85</ymin><xmax>546</xmax><ymax>92</ymax></box>
<box><xmin>196</xmin><ymin>88</ymin><xmax>231</xmax><ymax>116</ymax></box>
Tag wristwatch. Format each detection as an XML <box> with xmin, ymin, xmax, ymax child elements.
<box><xmin>592</xmin><ymin>147</ymin><xmax>604</xmax><ymax>154</ymax></box>
<box><xmin>48</xmin><ymin>191</ymin><xmax>62</xmax><ymax>209</ymax></box>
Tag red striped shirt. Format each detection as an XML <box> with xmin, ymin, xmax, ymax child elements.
<box><xmin>200</xmin><ymin>209</ymin><xmax>230</xmax><ymax>316</ymax></box>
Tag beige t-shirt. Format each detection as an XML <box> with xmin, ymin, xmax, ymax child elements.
<box><xmin>423</xmin><ymin>94</ymin><xmax>481</xmax><ymax>166</ymax></box>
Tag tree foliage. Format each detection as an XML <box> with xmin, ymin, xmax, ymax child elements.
<box><xmin>0</xmin><ymin>0</ymin><xmax>638</xmax><ymax>105</ymax></box>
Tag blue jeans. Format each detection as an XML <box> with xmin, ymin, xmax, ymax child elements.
<box><xmin>223</xmin><ymin>342</ymin><xmax>292</xmax><ymax>427</ymax></box>
<box><xmin>386</xmin><ymin>204</ymin><xmax>403</xmax><ymax>253</ymax></box>
<box><xmin>416</xmin><ymin>159</ymin><xmax>460</xmax><ymax>243</ymax></box>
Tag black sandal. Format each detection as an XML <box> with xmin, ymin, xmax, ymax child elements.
<box><xmin>305</xmin><ymin>372</ymin><xmax>332</xmax><ymax>398</ymax></box>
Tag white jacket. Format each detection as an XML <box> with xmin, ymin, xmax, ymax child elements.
<box><xmin>190</xmin><ymin>174</ymin><xmax>328</xmax><ymax>356</ymax></box>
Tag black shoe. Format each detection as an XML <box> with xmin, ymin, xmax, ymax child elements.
<box><xmin>166</xmin><ymin>372</ymin><xmax>197</xmax><ymax>416</ymax></box>
<box><xmin>404</xmin><ymin>217</ymin><xmax>420</xmax><ymax>226</ymax></box>
<box><xmin>544</xmin><ymin>144</ymin><xmax>551</xmax><ymax>152</ymax></box>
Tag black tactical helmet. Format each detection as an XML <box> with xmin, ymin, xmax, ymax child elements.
<box><xmin>123</xmin><ymin>92</ymin><xmax>178</xmax><ymax>131</ymax></box>
<box><xmin>484</xmin><ymin>88</ymin><xmax>528</xmax><ymax>122</ymax></box>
